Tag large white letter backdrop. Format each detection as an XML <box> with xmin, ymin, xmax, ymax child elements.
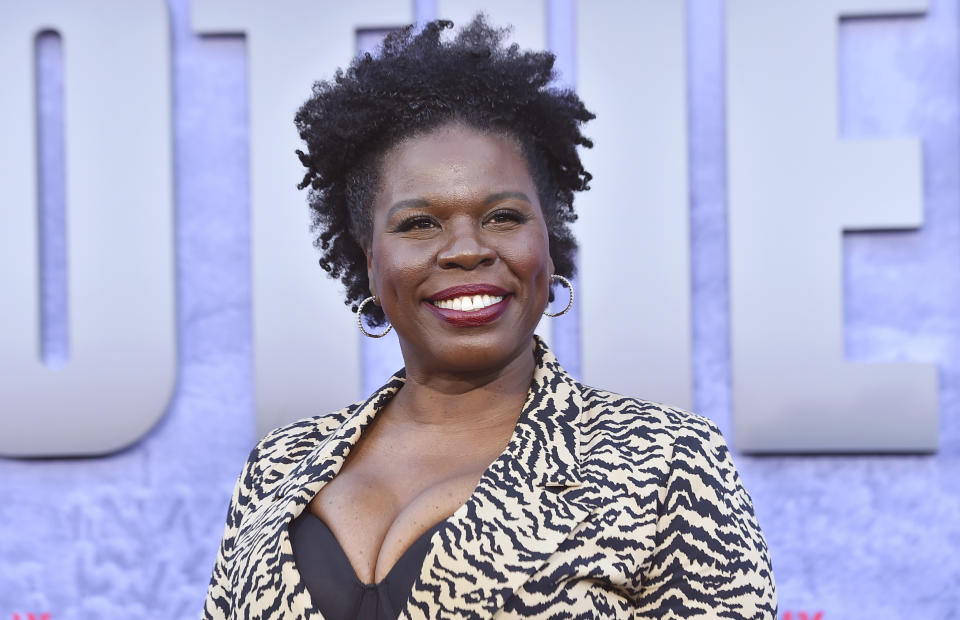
<box><xmin>0</xmin><ymin>0</ymin><xmax>939</xmax><ymax>455</ymax></box>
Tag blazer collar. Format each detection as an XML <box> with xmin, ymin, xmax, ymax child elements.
<box><xmin>508</xmin><ymin>335</ymin><xmax>583</xmax><ymax>487</ymax></box>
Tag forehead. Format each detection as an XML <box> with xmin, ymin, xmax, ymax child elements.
<box><xmin>375</xmin><ymin>123</ymin><xmax>537</xmax><ymax>207</ymax></box>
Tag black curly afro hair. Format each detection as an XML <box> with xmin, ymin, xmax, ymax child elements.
<box><xmin>295</xmin><ymin>15</ymin><xmax>594</xmax><ymax>326</ymax></box>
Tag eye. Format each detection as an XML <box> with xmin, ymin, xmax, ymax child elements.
<box><xmin>485</xmin><ymin>208</ymin><xmax>528</xmax><ymax>227</ymax></box>
<box><xmin>394</xmin><ymin>215</ymin><xmax>439</xmax><ymax>232</ymax></box>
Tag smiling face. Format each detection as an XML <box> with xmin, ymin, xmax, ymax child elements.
<box><xmin>366</xmin><ymin>123</ymin><xmax>554</xmax><ymax>377</ymax></box>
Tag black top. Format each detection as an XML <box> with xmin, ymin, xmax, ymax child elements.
<box><xmin>289</xmin><ymin>510</ymin><xmax>444</xmax><ymax>620</ymax></box>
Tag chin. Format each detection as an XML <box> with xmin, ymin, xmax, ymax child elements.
<box><xmin>419</xmin><ymin>330</ymin><xmax>535</xmax><ymax>374</ymax></box>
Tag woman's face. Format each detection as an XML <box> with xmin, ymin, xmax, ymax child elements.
<box><xmin>366</xmin><ymin>123</ymin><xmax>553</xmax><ymax>375</ymax></box>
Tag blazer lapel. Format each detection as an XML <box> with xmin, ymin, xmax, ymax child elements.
<box><xmin>403</xmin><ymin>339</ymin><xmax>607</xmax><ymax>619</ymax></box>
<box><xmin>291</xmin><ymin>372</ymin><xmax>406</xmax><ymax>493</ymax></box>
<box><xmin>255</xmin><ymin>372</ymin><xmax>407</xmax><ymax>522</ymax></box>
<box><xmin>250</xmin><ymin>373</ymin><xmax>407</xmax><ymax>618</ymax></box>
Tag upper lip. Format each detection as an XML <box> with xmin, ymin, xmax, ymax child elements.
<box><xmin>427</xmin><ymin>284</ymin><xmax>510</xmax><ymax>302</ymax></box>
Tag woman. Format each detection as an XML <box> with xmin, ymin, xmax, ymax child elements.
<box><xmin>203</xmin><ymin>17</ymin><xmax>776</xmax><ymax>619</ymax></box>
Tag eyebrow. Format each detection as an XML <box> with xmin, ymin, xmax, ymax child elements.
<box><xmin>385</xmin><ymin>191</ymin><xmax>532</xmax><ymax>220</ymax></box>
<box><xmin>483</xmin><ymin>191</ymin><xmax>532</xmax><ymax>206</ymax></box>
<box><xmin>386</xmin><ymin>198</ymin><xmax>430</xmax><ymax>220</ymax></box>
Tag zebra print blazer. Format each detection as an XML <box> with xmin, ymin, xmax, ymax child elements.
<box><xmin>202</xmin><ymin>338</ymin><xmax>777</xmax><ymax>619</ymax></box>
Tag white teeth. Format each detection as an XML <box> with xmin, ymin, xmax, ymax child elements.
<box><xmin>433</xmin><ymin>294</ymin><xmax>504</xmax><ymax>312</ymax></box>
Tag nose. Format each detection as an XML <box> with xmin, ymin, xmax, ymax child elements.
<box><xmin>437</xmin><ymin>222</ymin><xmax>496</xmax><ymax>270</ymax></box>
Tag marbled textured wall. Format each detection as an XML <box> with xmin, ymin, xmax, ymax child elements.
<box><xmin>2</xmin><ymin>1</ymin><xmax>958</xmax><ymax>618</ymax></box>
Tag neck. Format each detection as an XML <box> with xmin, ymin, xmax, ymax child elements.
<box><xmin>387</xmin><ymin>340</ymin><xmax>537</xmax><ymax>431</ymax></box>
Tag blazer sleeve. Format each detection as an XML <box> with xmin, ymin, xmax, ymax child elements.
<box><xmin>635</xmin><ymin>420</ymin><xmax>777</xmax><ymax>619</ymax></box>
<box><xmin>201</xmin><ymin>442</ymin><xmax>264</xmax><ymax>620</ymax></box>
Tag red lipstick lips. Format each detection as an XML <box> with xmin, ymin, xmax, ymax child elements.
<box><xmin>425</xmin><ymin>284</ymin><xmax>511</xmax><ymax>327</ymax></box>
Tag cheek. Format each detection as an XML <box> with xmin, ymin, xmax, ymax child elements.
<box><xmin>512</xmin><ymin>249</ymin><xmax>552</xmax><ymax>279</ymax></box>
<box><xmin>370</xmin><ymin>242</ymin><xmax>435</xmax><ymax>298</ymax></box>
<box><xmin>500</xmin><ymin>233</ymin><xmax>553</xmax><ymax>287</ymax></box>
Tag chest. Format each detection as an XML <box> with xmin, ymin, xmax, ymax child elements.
<box><xmin>307</xmin><ymin>423</ymin><xmax>509</xmax><ymax>584</ymax></box>
<box><xmin>227</xmin><ymin>452</ymin><xmax>654</xmax><ymax>619</ymax></box>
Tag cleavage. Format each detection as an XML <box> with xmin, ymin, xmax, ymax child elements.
<box><xmin>308</xmin><ymin>468</ymin><xmax>482</xmax><ymax>583</ymax></box>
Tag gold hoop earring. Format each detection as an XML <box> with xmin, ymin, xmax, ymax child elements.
<box><xmin>543</xmin><ymin>275</ymin><xmax>574</xmax><ymax>317</ymax></box>
<box><xmin>356</xmin><ymin>296</ymin><xmax>393</xmax><ymax>338</ymax></box>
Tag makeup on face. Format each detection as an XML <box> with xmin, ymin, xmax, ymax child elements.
<box><xmin>366</xmin><ymin>123</ymin><xmax>553</xmax><ymax>372</ymax></box>
<box><xmin>424</xmin><ymin>284</ymin><xmax>511</xmax><ymax>327</ymax></box>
